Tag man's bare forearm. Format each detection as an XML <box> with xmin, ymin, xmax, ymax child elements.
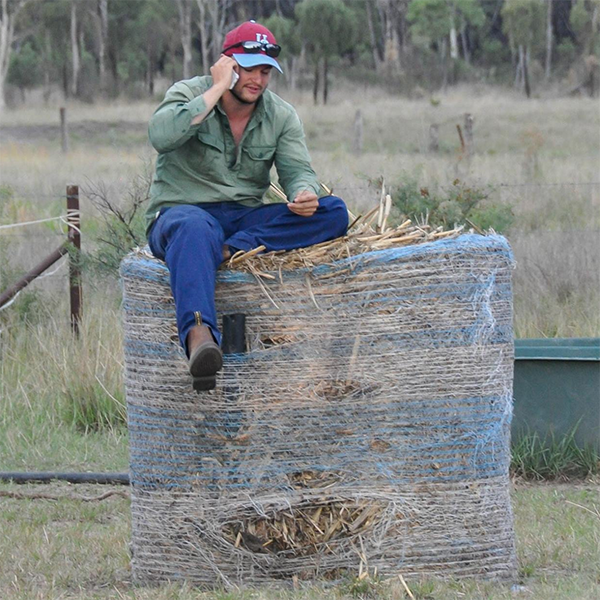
<box><xmin>191</xmin><ymin>55</ymin><xmax>236</xmax><ymax>126</ymax></box>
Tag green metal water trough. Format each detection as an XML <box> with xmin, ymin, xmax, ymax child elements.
<box><xmin>512</xmin><ymin>338</ymin><xmax>600</xmax><ymax>450</ymax></box>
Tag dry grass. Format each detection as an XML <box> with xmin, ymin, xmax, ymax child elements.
<box><xmin>0</xmin><ymin>85</ymin><xmax>597</xmax><ymax>599</ymax></box>
<box><xmin>0</xmin><ymin>481</ymin><xmax>597</xmax><ymax>599</ymax></box>
<box><xmin>512</xmin><ymin>230</ymin><xmax>600</xmax><ymax>337</ymax></box>
<box><xmin>0</xmin><ymin>286</ymin><xmax>128</xmax><ymax>471</ymax></box>
<box><xmin>1</xmin><ymin>90</ymin><xmax>598</xmax><ymax>337</ymax></box>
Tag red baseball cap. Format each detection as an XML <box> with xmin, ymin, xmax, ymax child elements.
<box><xmin>222</xmin><ymin>21</ymin><xmax>283</xmax><ymax>74</ymax></box>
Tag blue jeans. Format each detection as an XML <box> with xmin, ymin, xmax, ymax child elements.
<box><xmin>148</xmin><ymin>197</ymin><xmax>348</xmax><ymax>353</ymax></box>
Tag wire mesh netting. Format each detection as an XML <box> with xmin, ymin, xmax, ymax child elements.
<box><xmin>121</xmin><ymin>233</ymin><xmax>517</xmax><ymax>587</ymax></box>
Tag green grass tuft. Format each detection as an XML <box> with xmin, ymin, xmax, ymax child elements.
<box><xmin>511</xmin><ymin>425</ymin><xmax>599</xmax><ymax>481</ymax></box>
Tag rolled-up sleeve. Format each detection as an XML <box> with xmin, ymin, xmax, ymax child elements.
<box><xmin>148</xmin><ymin>82</ymin><xmax>211</xmax><ymax>153</ymax></box>
<box><xmin>274</xmin><ymin>110</ymin><xmax>320</xmax><ymax>202</ymax></box>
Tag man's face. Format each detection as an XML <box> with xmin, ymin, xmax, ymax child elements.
<box><xmin>232</xmin><ymin>65</ymin><xmax>272</xmax><ymax>104</ymax></box>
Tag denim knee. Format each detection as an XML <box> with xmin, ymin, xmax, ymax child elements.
<box><xmin>151</xmin><ymin>205</ymin><xmax>224</xmax><ymax>257</ymax></box>
<box><xmin>320</xmin><ymin>195</ymin><xmax>349</xmax><ymax>234</ymax></box>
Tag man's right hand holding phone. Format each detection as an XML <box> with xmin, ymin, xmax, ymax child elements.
<box><xmin>191</xmin><ymin>56</ymin><xmax>238</xmax><ymax>125</ymax></box>
<box><xmin>210</xmin><ymin>55</ymin><xmax>238</xmax><ymax>94</ymax></box>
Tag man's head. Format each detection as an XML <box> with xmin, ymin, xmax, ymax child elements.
<box><xmin>222</xmin><ymin>21</ymin><xmax>283</xmax><ymax>74</ymax></box>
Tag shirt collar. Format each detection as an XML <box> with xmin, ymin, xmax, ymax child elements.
<box><xmin>215</xmin><ymin>91</ymin><xmax>268</xmax><ymax>124</ymax></box>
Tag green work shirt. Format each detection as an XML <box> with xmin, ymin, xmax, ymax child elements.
<box><xmin>145</xmin><ymin>76</ymin><xmax>320</xmax><ymax>234</ymax></box>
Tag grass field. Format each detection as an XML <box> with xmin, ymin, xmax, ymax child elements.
<box><xmin>1</xmin><ymin>84</ymin><xmax>598</xmax><ymax>337</ymax></box>
<box><xmin>0</xmin><ymin>480</ymin><xmax>598</xmax><ymax>600</ymax></box>
<box><xmin>0</xmin><ymin>84</ymin><xmax>599</xmax><ymax>599</ymax></box>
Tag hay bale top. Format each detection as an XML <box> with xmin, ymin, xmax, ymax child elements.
<box><xmin>134</xmin><ymin>198</ymin><xmax>468</xmax><ymax>278</ymax></box>
<box><xmin>227</xmin><ymin>217</ymin><xmax>465</xmax><ymax>278</ymax></box>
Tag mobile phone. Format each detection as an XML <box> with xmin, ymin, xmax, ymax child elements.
<box><xmin>229</xmin><ymin>71</ymin><xmax>239</xmax><ymax>90</ymax></box>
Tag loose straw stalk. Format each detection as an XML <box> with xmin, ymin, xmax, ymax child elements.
<box><xmin>227</xmin><ymin>183</ymin><xmax>464</xmax><ymax>274</ymax></box>
<box><xmin>270</xmin><ymin>181</ymin><xmax>359</xmax><ymax>224</ymax></box>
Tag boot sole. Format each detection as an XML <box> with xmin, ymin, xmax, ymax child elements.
<box><xmin>193</xmin><ymin>375</ymin><xmax>217</xmax><ymax>392</ymax></box>
<box><xmin>189</xmin><ymin>342</ymin><xmax>223</xmax><ymax>378</ymax></box>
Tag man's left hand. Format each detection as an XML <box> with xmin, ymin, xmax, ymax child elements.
<box><xmin>288</xmin><ymin>190</ymin><xmax>319</xmax><ymax>217</ymax></box>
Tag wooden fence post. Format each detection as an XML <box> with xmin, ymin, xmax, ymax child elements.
<box><xmin>60</xmin><ymin>107</ymin><xmax>69</xmax><ymax>154</ymax></box>
<box><xmin>352</xmin><ymin>109</ymin><xmax>363</xmax><ymax>156</ymax></box>
<box><xmin>429</xmin><ymin>123</ymin><xmax>439</xmax><ymax>152</ymax></box>
<box><xmin>464</xmin><ymin>113</ymin><xmax>474</xmax><ymax>158</ymax></box>
<box><xmin>67</xmin><ymin>185</ymin><xmax>81</xmax><ymax>336</ymax></box>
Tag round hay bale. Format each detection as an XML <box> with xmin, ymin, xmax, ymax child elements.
<box><xmin>121</xmin><ymin>233</ymin><xmax>517</xmax><ymax>587</ymax></box>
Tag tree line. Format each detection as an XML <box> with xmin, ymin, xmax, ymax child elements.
<box><xmin>1</xmin><ymin>0</ymin><xmax>598</xmax><ymax>109</ymax></box>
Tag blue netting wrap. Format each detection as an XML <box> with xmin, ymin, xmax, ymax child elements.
<box><xmin>121</xmin><ymin>233</ymin><xmax>517</xmax><ymax>586</ymax></box>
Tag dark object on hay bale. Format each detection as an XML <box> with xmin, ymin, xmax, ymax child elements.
<box><xmin>120</xmin><ymin>234</ymin><xmax>517</xmax><ymax>587</ymax></box>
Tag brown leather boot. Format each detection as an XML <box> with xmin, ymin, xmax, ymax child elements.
<box><xmin>187</xmin><ymin>325</ymin><xmax>223</xmax><ymax>391</ymax></box>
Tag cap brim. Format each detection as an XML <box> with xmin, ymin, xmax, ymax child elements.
<box><xmin>232</xmin><ymin>53</ymin><xmax>283</xmax><ymax>74</ymax></box>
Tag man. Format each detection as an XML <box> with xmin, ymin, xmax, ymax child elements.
<box><xmin>145</xmin><ymin>21</ymin><xmax>348</xmax><ymax>391</ymax></box>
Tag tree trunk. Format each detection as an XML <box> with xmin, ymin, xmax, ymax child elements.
<box><xmin>515</xmin><ymin>45</ymin><xmax>524</xmax><ymax>89</ymax></box>
<box><xmin>313</xmin><ymin>60</ymin><xmax>319</xmax><ymax>105</ymax></box>
<box><xmin>323</xmin><ymin>56</ymin><xmax>328</xmax><ymax>105</ymax></box>
<box><xmin>208</xmin><ymin>0</ymin><xmax>229</xmax><ymax>67</ymax></box>
<box><xmin>110</xmin><ymin>47</ymin><xmax>119</xmax><ymax>96</ymax></box>
<box><xmin>71</xmin><ymin>1</ymin><xmax>80</xmax><ymax>97</ymax></box>
<box><xmin>441</xmin><ymin>38</ymin><xmax>448</xmax><ymax>91</ymax></box>
<box><xmin>98</xmin><ymin>0</ymin><xmax>108</xmax><ymax>94</ymax></box>
<box><xmin>383</xmin><ymin>6</ymin><xmax>400</xmax><ymax>70</ymax></box>
<box><xmin>380</xmin><ymin>0</ymin><xmax>405</xmax><ymax>68</ymax></box>
<box><xmin>146</xmin><ymin>41</ymin><xmax>154</xmax><ymax>96</ymax></box>
<box><xmin>176</xmin><ymin>0</ymin><xmax>193</xmax><ymax>79</ymax></box>
<box><xmin>586</xmin><ymin>4</ymin><xmax>598</xmax><ymax>54</ymax></box>
<box><xmin>290</xmin><ymin>56</ymin><xmax>298</xmax><ymax>92</ymax></box>
<box><xmin>365</xmin><ymin>0</ymin><xmax>381</xmax><ymax>71</ymax></box>
<box><xmin>450</xmin><ymin>26</ymin><xmax>458</xmax><ymax>60</ymax></box>
<box><xmin>577</xmin><ymin>2</ymin><xmax>598</xmax><ymax>57</ymax></box>
<box><xmin>0</xmin><ymin>0</ymin><xmax>33</xmax><ymax>111</ymax></box>
<box><xmin>545</xmin><ymin>0</ymin><xmax>552</xmax><ymax>80</ymax></box>
<box><xmin>196</xmin><ymin>0</ymin><xmax>210</xmax><ymax>75</ymax></box>
<box><xmin>0</xmin><ymin>0</ymin><xmax>30</xmax><ymax>111</ymax></box>
<box><xmin>397</xmin><ymin>0</ymin><xmax>410</xmax><ymax>57</ymax></box>
<box><xmin>523</xmin><ymin>46</ymin><xmax>531</xmax><ymax>98</ymax></box>
<box><xmin>461</xmin><ymin>24</ymin><xmax>470</xmax><ymax>65</ymax></box>
<box><xmin>79</xmin><ymin>27</ymin><xmax>85</xmax><ymax>91</ymax></box>
<box><xmin>62</xmin><ymin>62</ymin><xmax>69</xmax><ymax>99</ymax></box>
<box><xmin>0</xmin><ymin>1</ymin><xmax>15</xmax><ymax>110</ymax></box>
<box><xmin>43</xmin><ymin>28</ymin><xmax>52</xmax><ymax>103</ymax></box>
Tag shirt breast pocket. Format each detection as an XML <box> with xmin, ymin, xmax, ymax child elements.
<box><xmin>240</xmin><ymin>146</ymin><xmax>276</xmax><ymax>186</ymax></box>
<box><xmin>195</xmin><ymin>132</ymin><xmax>225</xmax><ymax>174</ymax></box>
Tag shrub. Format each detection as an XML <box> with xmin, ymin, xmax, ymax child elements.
<box><xmin>388</xmin><ymin>177</ymin><xmax>514</xmax><ymax>233</ymax></box>
<box><xmin>83</xmin><ymin>169</ymin><xmax>150</xmax><ymax>276</ymax></box>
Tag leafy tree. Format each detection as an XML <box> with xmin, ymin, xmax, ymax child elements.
<box><xmin>104</xmin><ymin>0</ymin><xmax>155</xmax><ymax>96</ymax></box>
<box><xmin>35</xmin><ymin>0</ymin><xmax>71</xmax><ymax>99</ymax></box>
<box><xmin>263</xmin><ymin>14</ymin><xmax>301</xmax><ymax>90</ymax></box>
<box><xmin>7</xmin><ymin>40</ymin><xmax>40</xmax><ymax>100</ymax></box>
<box><xmin>570</xmin><ymin>0</ymin><xmax>600</xmax><ymax>53</ymax></box>
<box><xmin>407</xmin><ymin>0</ymin><xmax>485</xmax><ymax>88</ymax></box>
<box><xmin>296</xmin><ymin>0</ymin><xmax>357</xmax><ymax>104</ymax></box>
<box><xmin>118</xmin><ymin>0</ymin><xmax>175</xmax><ymax>96</ymax></box>
<box><xmin>36</xmin><ymin>0</ymin><xmax>100</xmax><ymax>100</ymax></box>
<box><xmin>0</xmin><ymin>0</ymin><xmax>35</xmax><ymax>110</ymax></box>
<box><xmin>570</xmin><ymin>0</ymin><xmax>600</xmax><ymax>96</ymax></box>
<box><xmin>195</xmin><ymin>0</ymin><xmax>230</xmax><ymax>76</ymax></box>
<box><xmin>501</xmin><ymin>0</ymin><xmax>546</xmax><ymax>97</ymax></box>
